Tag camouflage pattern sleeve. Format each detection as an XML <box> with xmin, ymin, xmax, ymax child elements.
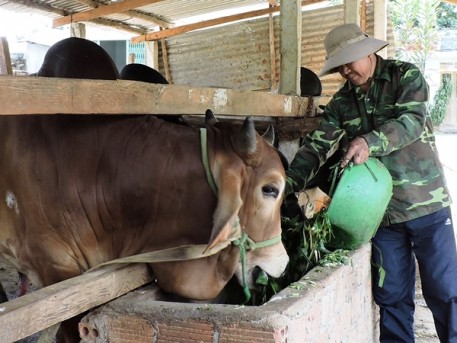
<box><xmin>287</xmin><ymin>109</ymin><xmax>345</xmax><ymax>193</ymax></box>
<box><xmin>362</xmin><ymin>61</ymin><xmax>429</xmax><ymax>156</ymax></box>
<box><xmin>286</xmin><ymin>57</ymin><xmax>451</xmax><ymax>224</ymax></box>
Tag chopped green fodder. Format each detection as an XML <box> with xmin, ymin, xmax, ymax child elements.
<box><xmin>225</xmin><ymin>210</ymin><xmax>351</xmax><ymax>306</ymax></box>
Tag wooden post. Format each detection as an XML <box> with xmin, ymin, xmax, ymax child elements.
<box><xmin>128</xmin><ymin>52</ymin><xmax>136</xmax><ymax>64</ymax></box>
<box><xmin>345</xmin><ymin>0</ymin><xmax>361</xmax><ymax>26</ymax></box>
<box><xmin>0</xmin><ymin>37</ymin><xmax>13</xmax><ymax>75</ymax></box>
<box><xmin>160</xmin><ymin>29</ymin><xmax>172</xmax><ymax>84</ymax></box>
<box><xmin>145</xmin><ymin>41</ymin><xmax>159</xmax><ymax>69</ymax></box>
<box><xmin>374</xmin><ymin>0</ymin><xmax>388</xmax><ymax>58</ymax></box>
<box><xmin>70</xmin><ymin>23</ymin><xmax>86</xmax><ymax>38</ymax></box>
<box><xmin>277</xmin><ymin>0</ymin><xmax>302</xmax><ymax>163</ymax></box>
<box><xmin>278</xmin><ymin>0</ymin><xmax>301</xmax><ymax>96</ymax></box>
<box><xmin>361</xmin><ymin>0</ymin><xmax>367</xmax><ymax>31</ymax></box>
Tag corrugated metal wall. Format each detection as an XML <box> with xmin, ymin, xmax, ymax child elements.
<box><xmin>300</xmin><ymin>5</ymin><xmax>346</xmax><ymax>102</ymax></box>
<box><xmin>158</xmin><ymin>1</ymin><xmax>395</xmax><ymax>103</ymax></box>
<box><xmin>160</xmin><ymin>18</ymin><xmax>272</xmax><ymax>90</ymax></box>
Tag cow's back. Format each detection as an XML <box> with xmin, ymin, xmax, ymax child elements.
<box><xmin>0</xmin><ymin>115</ymin><xmax>216</xmax><ymax>286</ymax></box>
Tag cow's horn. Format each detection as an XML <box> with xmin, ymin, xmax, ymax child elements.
<box><xmin>205</xmin><ymin>109</ymin><xmax>218</xmax><ymax>126</ymax></box>
<box><xmin>262</xmin><ymin>125</ymin><xmax>275</xmax><ymax>146</ymax></box>
<box><xmin>231</xmin><ymin>117</ymin><xmax>257</xmax><ymax>155</ymax></box>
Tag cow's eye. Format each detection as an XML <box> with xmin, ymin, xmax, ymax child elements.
<box><xmin>262</xmin><ymin>185</ymin><xmax>279</xmax><ymax>198</ymax></box>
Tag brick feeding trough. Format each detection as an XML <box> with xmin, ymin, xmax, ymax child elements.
<box><xmin>79</xmin><ymin>244</ymin><xmax>378</xmax><ymax>343</ymax></box>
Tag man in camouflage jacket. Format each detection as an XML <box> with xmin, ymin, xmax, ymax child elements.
<box><xmin>288</xmin><ymin>23</ymin><xmax>457</xmax><ymax>342</ymax></box>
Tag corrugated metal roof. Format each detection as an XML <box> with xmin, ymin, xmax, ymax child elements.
<box><xmin>139</xmin><ymin>0</ymin><xmax>267</xmax><ymax>22</ymax></box>
<box><xmin>0</xmin><ymin>0</ymin><xmax>275</xmax><ymax>35</ymax></box>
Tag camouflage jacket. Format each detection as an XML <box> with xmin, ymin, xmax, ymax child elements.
<box><xmin>288</xmin><ymin>55</ymin><xmax>451</xmax><ymax>224</ymax></box>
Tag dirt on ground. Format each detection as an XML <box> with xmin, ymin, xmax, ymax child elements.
<box><xmin>414</xmin><ymin>274</ymin><xmax>439</xmax><ymax>343</ymax></box>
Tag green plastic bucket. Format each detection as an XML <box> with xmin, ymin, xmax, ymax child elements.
<box><xmin>326</xmin><ymin>158</ymin><xmax>393</xmax><ymax>250</ymax></box>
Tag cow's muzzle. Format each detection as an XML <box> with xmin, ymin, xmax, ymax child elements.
<box><xmin>232</xmin><ymin>231</ymin><xmax>283</xmax><ymax>302</ymax></box>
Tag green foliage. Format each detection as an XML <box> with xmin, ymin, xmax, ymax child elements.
<box><xmin>429</xmin><ymin>74</ymin><xmax>453</xmax><ymax>128</ymax></box>
<box><xmin>318</xmin><ymin>249</ymin><xmax>350</xmax><ymax>267</ymax></box>
<box><xmin>248</xmin><ymin>210</ymin><xmax>343</xmax><ymax>306</ymax></box>
<box><xmin>389</xmin><ymin>0</ymin><xmax>439</xmax><ymax>72</ymax></box>
<box><xmin>437</xmin><ymin>2</ymin><xmax>457</xmax><ymax>29</ymax></box>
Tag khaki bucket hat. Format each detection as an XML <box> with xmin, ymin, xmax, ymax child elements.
<box><xmin>319</xmin><ymin>23</ymin><xmax>389</xmax><ymax>76</ymax></box>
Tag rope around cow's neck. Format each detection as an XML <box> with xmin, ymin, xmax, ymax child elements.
<box><xmin>233</xmin><ymin>232</ymin><xmax>282</xmax><ymax>302</ymax></box>
<box><xmin>200</xmin><ymin>127</ymin><xmax>283</xmax><ymax>303</ymax></box>
<box><xmin>88</xmin><ymin>129</ymin><xmax>282</xmax><ymax>300</ymax></box>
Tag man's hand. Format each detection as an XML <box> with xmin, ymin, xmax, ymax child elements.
<box><xmin>340</xmin><ymin>136</ymin><xmax>369</xmax><ymax>168</ymax></box>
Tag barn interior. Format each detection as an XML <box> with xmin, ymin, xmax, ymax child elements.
<box><xmin>1</xmin><ymin>0</ymin><xmax>456</xmax><ymax>342</ymax></box>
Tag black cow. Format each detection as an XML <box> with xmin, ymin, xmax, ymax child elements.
<box><xmin>120</xmin><ymin>63</ymin><xmax>187</xmax><ymax>125</ymax></box>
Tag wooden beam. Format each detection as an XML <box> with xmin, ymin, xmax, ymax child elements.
<box><xmin>132</xmin><ymin>6</ymin><xmax>279</xmax><ymax>43</ymax></box>
<box><xmin>441</xmin><ymin>0</ymin><xmax>457</xmax><ymax>4</ymax></box>
<box><xmin>0</xmin><ymin>76</ymin><xmax>314</xmax><ymax>117</ymax></box>
<box><xmin>62</xmin><ymin>0</ymin><xmax>173</xmax><ymax>28</ymax></box>
<box><xmin>0</xmin><ymin>263</ymin><xmax>153</xmax><ymax>343</ymax></box>
<box><xmin>53</xmin><ymin>0</ymin><xmax>166</xmax><ymax>28</ymax></box>
<box><xmin>132</xmin><ymin>0</ymin><xmax>326</xmax><ymax>43</ymax></box>
<box><xmin>126</xmin><ymin>10</ymin><xmax>173</xmax><ymax>28</ymax></box>
<box><xmin>89</xmin><ymin>18</ymin><xmax>147</xmax><ymax>35</ymax></box>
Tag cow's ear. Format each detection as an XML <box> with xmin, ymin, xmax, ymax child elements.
<box><xmin>204</xmin><ymin>171</ymin><xmax>243</xmax><ymax>252</ymax></box>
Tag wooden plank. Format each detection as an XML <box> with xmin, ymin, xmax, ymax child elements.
<box><xmin>53</xmin><ymin>0</ymin><xmax>167</xmax><ymax>28</ymax></box>
<box><xmin>0</xmin><ymin>263</ymin><xmax>153</xmax><ymax>343</ymax></box>
<box><xmin>0</xmin><ymin>76</ymin><xmax>314</xmax><ymax>117</ymax></box>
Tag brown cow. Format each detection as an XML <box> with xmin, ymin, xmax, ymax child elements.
<box><xmin>0</xmin><ymin>37</ymin><xmax>121</xmax><ymax>303</ymax></box>
<box><xmin>0</xmin><ymin>114</ymin><xmax>289</xmax><ymax>342</ymax></box>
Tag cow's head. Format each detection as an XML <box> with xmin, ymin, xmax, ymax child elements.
<box><xmin>208</xmin><ymin>117</ymin><xmax>289</xmax><ymax>289</ymax></box>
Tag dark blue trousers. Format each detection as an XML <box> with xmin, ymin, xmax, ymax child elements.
<box><xmin>371</xmin><ymin>207</ymin><xmax>457</xmax><ymax>343</ymax></box>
